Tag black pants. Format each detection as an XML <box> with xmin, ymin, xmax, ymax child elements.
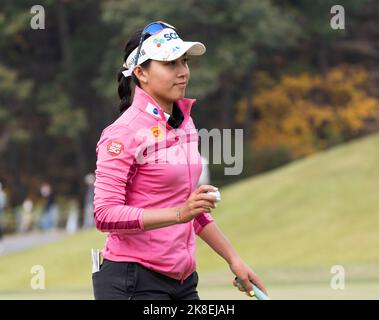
<box><xmin>92</xmin><ymin>259</ymin><xmax>200</xmax><ymax>300</ymax></box>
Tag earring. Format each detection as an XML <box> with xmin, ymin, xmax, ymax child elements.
<box><xmin>144</xmin><ymin>80</ymin><xmax>148</xmax><ymax>84</ymax></box>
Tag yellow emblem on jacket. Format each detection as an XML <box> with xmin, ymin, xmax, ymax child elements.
<box><xmin>151</xmin><ymin>126</ymin><xmax>164</xmax><ymax>141</ymax></box>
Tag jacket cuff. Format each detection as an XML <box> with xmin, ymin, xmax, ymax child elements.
<box><xmin>193</xmin><ymin>212</ymin><xmax>214</xmax><ymax>235</ymax></box>
<box><xmin>94</xmin><ymin>206</ymin><xmax>145</xmax><ymax>233</ymax></box>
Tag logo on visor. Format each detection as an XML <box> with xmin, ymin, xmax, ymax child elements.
<box><xmin>153</xmin><ymin>38</ymin><xmax>165</xmax><ymax>48</ymax></box>
<box><xmin>129</xmin><ymin>49</ymin><xmax>146</xmax><ymax>66</ymax></box>
<box><xmin>172</xmin><ymin>46</ymin><xmax>181</xmax><ymax>54</ymax></box>
<box><xmin>164</xmin><ymin>32</ymin><xmax>179</xmax><ymax>41</ymax></box>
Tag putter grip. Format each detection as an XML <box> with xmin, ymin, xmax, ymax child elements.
<box><xmin>252</xmin><ymin>284</ymin><xmax>270</xmax><ymax>300</ymax></box>
<box><xmin>235</xmin><ymin>277</ymin><xmax>270</xmax><ymax>300</ymax></box>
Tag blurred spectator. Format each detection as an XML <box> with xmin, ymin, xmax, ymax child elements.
<box><xmin>0</xmin><ymin>182</ymin><xmax>7</xmax><ymax>247</ymax></box>
<box><xmin>197</xmin><ymin>156</ymin><xmax>210</xmax><ymax>186</ymax></box>
<box><xmin>83</xmin><ymin>173</ymin><xmax>95</xmax><ymax>229</ymax></box>
<box><xmin>66</xmin><ymin>200</ymin><xmax>79</xmax><ymax>234</ymax></box>
<box><xmin>16</xmin><ymin>197</ymin><xmax>34</xmax><ymax>233</ymax></box>
<box><xmin>38</xmin><ymin>183</ymin><xmax>59</xmax><ymax>231</ymax></box>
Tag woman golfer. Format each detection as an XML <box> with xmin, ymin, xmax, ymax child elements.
<box><xmin>92</xmin><ymin>21</ymin><xmax>267</xmax><ymax>300</ymax></box>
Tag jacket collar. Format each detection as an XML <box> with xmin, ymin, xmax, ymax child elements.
<box><xmin>132</xmin><ymin>86</ymin><xmax>196</xmax><ymax>129</ymax></box>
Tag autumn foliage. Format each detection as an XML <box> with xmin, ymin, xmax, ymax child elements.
<box><xmin>246</xmin><ymin>66</ymin><xmax>379</xmax><ymax>157</ymax></box>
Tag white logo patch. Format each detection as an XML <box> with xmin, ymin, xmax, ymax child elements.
<box><xmin>145</xmin><ymin>103</ymin><xmax>162</xmax><ymax>118</ymax></box>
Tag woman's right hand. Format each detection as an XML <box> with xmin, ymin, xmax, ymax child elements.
<box><xmin>177</xmin><ymin>185</ymin><xmax>218</xmax><ymax>223</ymax></box>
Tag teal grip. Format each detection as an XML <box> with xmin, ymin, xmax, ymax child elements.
<box><xmin>235</xmin><ymin>277</ymin><xmax>270</xmax><ymax>300</ymax></box>
<box><xmin>252</xmin><ymin>284</ymin><xmax>270</xmax><ymax>300</ymax></box>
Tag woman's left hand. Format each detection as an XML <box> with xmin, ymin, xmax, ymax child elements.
<box><xmin>229</xmin><ymin>256</ymin><xmax>268</xmax><ymax>297</ymax></box>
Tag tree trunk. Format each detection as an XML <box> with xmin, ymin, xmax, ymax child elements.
<box><xmin>57</xmin><ymin>0</ymin><xmax>73</xmax><ymax>69</ymax></box>
<box><xmin>56</xmin><ymin>0</ymin><xmax>87</xmax><ymax>226</ymax></box>
<box><xmin>242</xmin><ymin>69</ymin><xmax>255</xmax><ymax>142</ymax></box>
<box><xmin>318</xmin><ymin>40</ymin><xmax>328</xmax><ymax>77</ymax></box>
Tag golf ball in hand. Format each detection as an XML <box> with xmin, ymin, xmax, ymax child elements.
<box><xmin>207</xmin><ymin>190</ymin><xmax>221</xmax><ymax>202</ymax></box>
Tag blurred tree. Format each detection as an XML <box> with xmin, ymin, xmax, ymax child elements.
<box><xmin>0</xmin><ymin>0</ymin><xmax>108</xmax><ymax>215</ymax></box>
<box><xmin>251</xmin><ymin>66</ymin><xmax>379</xmax><ymax>157</ymax></box>
<box><xmin>274</xmin><ymin>0</ymin><xmax>377</xmax><ymax>75</ymax></box>
<box><xmin>0</xmin><ymin>65</ymin><xmax>32</xmax><ymax>205</ymax></box>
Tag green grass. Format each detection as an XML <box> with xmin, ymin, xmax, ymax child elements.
<box><xmin>1</xmin><ymin>133</ymin><xmax>379</xmax><ymax>299</ymax></box>
<box><xmin>196</xmin><ymin>132</ymin><xmax>379</xmax><ymax>270</ymax></box>
<box><xmin>0</xmin><ymin>230</ymin><xmax>105</xmax><ymax>293</ymax></box>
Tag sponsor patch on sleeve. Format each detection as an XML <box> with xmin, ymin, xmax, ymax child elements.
<box><xmin>107</xmin><ymin>141</ymin><xmax>124</xmax><ymax>156</ymax></box>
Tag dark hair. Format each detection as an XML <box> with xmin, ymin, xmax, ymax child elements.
<box><xmin>117</xmin><ymin>29</ymin><xmax>152</xmax><ymax>114</ymax></box>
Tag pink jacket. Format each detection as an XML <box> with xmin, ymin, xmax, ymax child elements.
<box><xmin>94</xmin><ymin>86</ymin><xmax>214</xmax><ymax>282</ymax></box>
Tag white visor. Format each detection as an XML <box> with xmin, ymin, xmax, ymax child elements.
<box><xmin>122</xmin><ymin>28</ymin><xmax>206</xmax><ymax>77</ymax></box>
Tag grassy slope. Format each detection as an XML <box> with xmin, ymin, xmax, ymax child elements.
<box><xmin>197</xmin><ymin>132</ymin><xmax>379</xmax><ymax>270</ymax></box>
<box><xmin>1</xmin><ymin>133</ymin><xmax>378</xmax><ymax>298</ymax></box>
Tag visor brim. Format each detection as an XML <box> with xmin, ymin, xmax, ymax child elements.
<box><xmin>151</xmin><ymin>41</ymin><xmax>206</xmax><ymax>62</ymax></box>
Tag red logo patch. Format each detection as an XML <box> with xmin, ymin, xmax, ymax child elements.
<box><xmin>107</xmin><ymin>141</ymin><xmax>124</xmax><ymax>156</ymax></box>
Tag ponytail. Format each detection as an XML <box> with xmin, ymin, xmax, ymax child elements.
<box><xmin>117</xmin><ymin>68</ymin><xmax>134</xmax><ymax>114</ymax></box>
<box><xmin>117</xmin><ymin>29</ymin><xmax>152</xmax><ymax>115</ymax></box>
